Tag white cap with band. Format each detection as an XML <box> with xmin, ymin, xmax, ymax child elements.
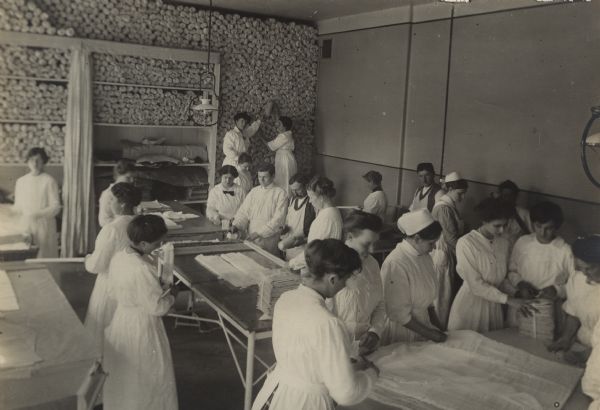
<box><xmin>397</xmin><ymin>209</ymin><xmax>436</xmax><ymax>236</ymax></box>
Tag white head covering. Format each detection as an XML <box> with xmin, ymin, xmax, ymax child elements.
<box><xmin>397</xmin><ymin>209</ymin><xmax>436</xmax><ymax>236</ymax></box>
<box><xmin>444</xmin><ymin>171</ymin><xmax>462</xmax><ymax>183</ymax></box>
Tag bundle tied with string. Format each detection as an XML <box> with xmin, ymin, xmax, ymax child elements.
<box><xmin>517</xmin><ymin>298</ymin><xmax>555</xmax><ymax>344</ymax></box>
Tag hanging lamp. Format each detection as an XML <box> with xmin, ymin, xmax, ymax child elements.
<box><xmin>580</xmin><ymin>106</ymin><xmax>600</xmax><ymax>188</ymax></box>
<box><xmin>188</xmin><ymin>0</ymin><xmax>219</xmax><ymax>126</ymax></box>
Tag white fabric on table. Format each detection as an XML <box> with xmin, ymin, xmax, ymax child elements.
<box><xmin>0</xmin><ymin>321</ymin><xmax>41</xmax><ymax>370</ymax></box>
<box><xmin>103</xmin><ymin>248</ymin><xmax>177</xmax><ymax>410</ymax></box>
<box><xmin>330</xmin><ymin>255</ymin><xmax>386</xmax><ymax>341</ymax></box>
<box><xmin>562</xmin><ymin>271</ymin><xmax>600</xmax><ymax>347</ymax></box>
<box><xmin>222</xmin><ymin>120</ymin><xmax>261</xmax><ymax>167</ymax></box>
<box><xmin>363</xmin><ymin>190</ymin><xmax>387</xmax><ymax>222</ymax></box>
<box><xmin>267</xmin><ymin>130</ymin><xmax>297</xmax><ymax>193</ymax></box>
<box><xmin>252</xmin><ymin>285</ymin><xmax>377</xmax><ymax>410</ymax></box>
<box><xmin>84</xmin><ymin>215</ymin><xmax>134</xmax><ymax>353</ymax></box>
<box><xmin>381</xmin><ymin>241</ymin><xmax>437</xmax><ymax>344</ymax></box>
<box><xmin>206</xmin><ymin>182</ymin><xmax>246</xmax><ymax>222</ymax></box>
<box><xmin>0</xmin><ymin>270</ymin><xmax>19</xmax><ymax>311</ymax></box>
<box><xmin>448</xmin><ymin>230</ymin><xmax>510</xmax><ymax>333</ymax></box>
<box><xmin>13</xmin><ymin>172</ymin><xmax>61</xmax><ymax>258</ymax></box>
<box><xmin>368</xmin><ymin>330</ymin><xmax>583</xmax><ymax>410</ymax></box>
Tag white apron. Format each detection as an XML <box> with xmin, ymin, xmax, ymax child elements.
<box><xmin>283</xmin><ymin>197</ymin><xmax>307</xmax><ymax>261</ymax></box>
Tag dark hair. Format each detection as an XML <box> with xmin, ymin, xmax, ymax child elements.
<box><xmin>127</xmin><ymin>214</ymin><xmax>167</xmax><ymax>244</ymax></box>
<box><xmin>114</xmin><ymin>159</ymin><xmax>135</xmax><ymax>177</ymax></box>
<box><xmin>416</xmin><ymin>162</ymin><xmax>435</xmax><ymax>174</ymax></box>
<box><xmin>308</xmin><ymin>175</ymin><xmax>336</xmax><ymax>198</ymax></box>
<box><xmin>279</xmin><ymin>116</ymin><xmax>292</xmax><ymax>131</ymax></box>
<box><xmin>305</xmin><ymin>239</ymin><xmax>362</xmax><ymax>280</ymax></box>
<box><xmin>289</xmin><ymin>173</ymin><xmax>311</xmax><ymax>186</ymax></box>
<box><xmin>475</xmin><ymin>197</ymin><xmax>514</xmax><ymax>223</ymax></box>
<box><xmin>234</xmin><ymin>112</ymin><xmax>251</xmax><ymax>123</ymax></box>
<box><xmin>530</xmin><ymin>201</ymin><xmax>563</xmax><ymax>228</ymax></box>
<box><xmin>26</xmin><ymin>147</ymin><xmax>49</xmax><ymax>164</ymax></box>
<box><xmin>572</xmin><ymin>235</ymin><xmax>600</xmax><ymax>264</ymax></box>
<box><xmin>363</xmin><ymin>170</ymin><xmax>382</xmax><ymax>185</ymax></box>
<box><xmin>344</xmin><ymin>210</ymin><xmax>383</xmax><ymax>236</ymax></box>
<box><xmin>111</xmin><ymin>182</ymin><xmax>142</xmax><ymax>208</ymax></box>
<box><xmin>446</xmin><ymin>179</ymin><xmax>468</xmax><ymax>190</ymax></box>
<box><xmin>238</xmin><ymin>152</ymin><xmax>252</xmax><ymax>164</ymax></box>
<box><xmin>219</xmin><ymin>165</ymin><xmax>239</xmax><ymax>178</ymax></box>
<box><xmin>257</xmin><ymin>162</ymin><xmax>275</xmax><ymax>176</ymax></box>
<box><xmin>414</xmin><ymin>221</ymin><xmax>443</xmax><ymax>240</ymax></box>
<box><xmin>498</xmin><ymin>179</ymin><xmax>520</xmax><ymax>194</ymax></box>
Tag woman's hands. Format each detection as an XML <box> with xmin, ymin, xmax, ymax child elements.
<box><xmin>507</xmin><ymin>297</ymin><xmax>539</xmax><ymax>317</ymax></box>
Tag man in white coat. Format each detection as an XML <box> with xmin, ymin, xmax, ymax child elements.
<box><xmin>232</xmin><ymin>162</ymin><xmax>288</xmax><ymax>255</ymax></box>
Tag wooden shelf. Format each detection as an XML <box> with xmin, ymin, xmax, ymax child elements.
<box><xmin>179</xmin><ymin>199</ymin><xmax>207</xmax><ymax>205</ymax></box>
<box><xmin>0</xmin><ymin>119</ymin><xmax>66</xmax><ymax>124</ymax></box>
<box><xmin>94</xmin><ymin>81</ymin><xmax>209</xmax><ymax>92</ymax></box>
<box><xmin>94</xmin><ymin>162</ymin><xmax>210</xmax><ymax>168</ymax></box>
<box><xmin>93</xmin><ymin>122</ymin><xmax>203</xmax><ymax>129</ymax></box>
<box><xmin>0</xmin><ymin>163</ymin><xmax>62</xmax><ymax>166</ymax></box>
<box><xmin>0</xmin><ymin>75</ymin><xmax>68</xmax><ymax>83</ymax></box>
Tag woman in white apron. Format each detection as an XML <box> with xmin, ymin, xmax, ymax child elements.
<box><xmin>265</xmin><ymin>116</ymin><xmax>297</xmax><ymax>193</ymax></box>
<box><xmin>430</xmin><ymin>171</ymin><xmax>467</xmax><ymax>327</ymax></box>
<box><xmin>13</xmin><ymin>147</ymin><xmax>61</xmax><ymax>258</ymax></box>
<box><xmin>252</xmin><ymin>239</ymin><xmax>378</xmax><ymax>410</ymax></box>
<box><xmin>278</xmin><ymin>174</ymin><xmax>316</xmax><ymax>260</ymax></box>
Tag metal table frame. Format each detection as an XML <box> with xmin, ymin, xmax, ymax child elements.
<box><xmin>172</xmin><ymin>241</ymin><xmax>282</xmax><ymax>410</ymax></box>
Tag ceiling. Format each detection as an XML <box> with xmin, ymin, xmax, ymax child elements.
<box><xmin>174</xmin><ymin>0</ymin><xmax>436</xmax><ymax>21</ymax></box>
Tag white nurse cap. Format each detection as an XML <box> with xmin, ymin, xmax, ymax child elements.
<box><xmin>444</xmin><ymin>171</ymin><xmax>462</xmax><ymax>183</ymax></box>
<box><xmin>397</xmin><ymin>209</ymin><xmax>436</xmax><ymax>236</ymax></box>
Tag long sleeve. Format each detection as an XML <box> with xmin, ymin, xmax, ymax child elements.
<box><xmin>223</xmin><ymin>130</ymin><xmax>241</xmax><ymax>159</ymax></box>
<box><xmin>434</xmin><ymin>205</ymin><xmax>460</xmax><ymax>250</ymax></box>
<box><xmin>33</xmin><ymin>177</ymin><xmax>61</xmax><ymax>218</ymax></box>
<box><xmin>303</xmin><ymin>203</ymin><xmax>316</xmax><ymax>238</ymax></box>
<box><xmin>507</xmin><ymin>238</ymin><xmax>524</xmax><ymax>286</ymax></box>
<box><xmin>233</xmin><ymin>191</ymin><xmax>253</xmax><ymax>230</ymax></box>
<box><xmin>382</xmin><ymin>262</ymin><xmax>414</xmax><ymax>325</ymax></box>
<box><xmin>369</xmin><ymin>298</ymin><xmax>387</xmax><ymax>337</ymax></box>
<box><xmin>456</xmin><ymin>240</ymin><xmax>508</xmax><ymax>304</ymax></box>
<box><xmin>85</xmin><ymin>226</ymin><xmax>117</xmax><ymax>274</ymax></box>
<box><xmin>318</xmin><ymin>318</ymin><xmax>376</xmax><ymax>406</ymax></box>
<box><xmin>137</xmin><ymin>264</ymin><xmax>175</xmax><ymax>316</ymax></box>
<box><xmin>256</xmin><ymin>189</ymin><xmax>287</xmax><ymax>238</ymax></box>
<box><xmin>243</xmin><ymin>119</ymin><xmax>261</xmax><ymax>139</ymax></box>
<box><xmin>267</xmin><ymin>133</ymin><xmax>288</xmax><ymax>151</ymax></box>
<box><xmin>13</xmin><ymin>178</ymin><xmax>23</xmax><ymax>214</ymax></box>
<box><xmin>206</xmin><ymin>187</ymin><xmax>220</xmax><ymax>221</ymax></box>
<box><xmin>363</xmin><ymin>193</ymin><xmax>383</xmax><ymax>217</ymax></box>
<box><xmin>98</xmin><ymin>187</ymin><xmax>114</xmax><ymax>227</ymax></box>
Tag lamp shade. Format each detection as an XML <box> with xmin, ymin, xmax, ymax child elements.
<box><xmin>585</xmin><ymin>132</ymin><xmax>600</xmax><ymax>147</ymax></box>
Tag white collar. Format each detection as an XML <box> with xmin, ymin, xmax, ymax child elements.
<box><xmin>398</xmin><ymin>239</ymin><xmax>421</xmax><ymax>256</ymax></box>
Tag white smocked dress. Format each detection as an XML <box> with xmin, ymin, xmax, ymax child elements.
<box><xmin>267</xmin><ymin>130</ymin><xmax>297</xmax><ymax>193</ymax></box>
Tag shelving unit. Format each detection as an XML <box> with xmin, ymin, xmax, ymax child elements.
<box><xmin>94</xmin><ymin>162</ymin><xmax>210</xmax><ymax>168</ymax></box>
<box><xmin>94</xmin><ymin>81</ymin><xmax>207</xmax><ymax>91</ymax></box>
<box><xmin>0</xmin><ymin>119</ymin><xmax>66</xmax><ymax>124</ymax></box>
<box><xmin>0</xmin><ymin>163</ymin><xmax>63</xmax><ymax>166</ymax></box>
<box><xmin>93</xmin><ymin>123</ymin><xmax>201</xmax><ymax>129</ymax></box>
<box><xmin>0</xmin><ymin>75</ymin><xmax>68</xmax><ymax>82</ymax></box>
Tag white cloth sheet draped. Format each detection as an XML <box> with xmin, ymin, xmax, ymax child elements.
<box><xmin>61</xmin><ymin>47</ymin><xmax>95</xmax><ymax>256</ymax></box>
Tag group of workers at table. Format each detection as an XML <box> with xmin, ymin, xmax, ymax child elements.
<box><xmin>8</xmin><ymin>107</ymin><xmax>600</xmax><ymax>410</ymax></box>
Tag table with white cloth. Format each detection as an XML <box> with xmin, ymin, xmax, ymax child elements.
<box><xmin>341</xmin><ymin>328</ymin><xmax>591</xmax><ymax>410</ymax></box>
<box><xmin>0</xmin><ymin>261</ymin><xmax>103</xmax><ymax>410</ymax></box>
<box><xmin>172</xmin><ymin>239</ymin><xmax>286</xmax><ymax>410</ymax></box>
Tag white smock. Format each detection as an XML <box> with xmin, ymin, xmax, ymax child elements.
<box><xmin>282</xmin><ymin>196</ymin><xmax>309</xmax><ymax>261</ymax></box>
<box><xmin>206</xmin><ymin>182</ymin><xmax>246</xmax><ymax>222</ymax></box>
<box><xmin>235</xmin><ymin>168</ymin><xmax>254</xmax><ymax>195</ymax></box>
<box><xmin>289</xmin><ymin>207</ymin><xmax>343</xmax><ymax>270</ymax></box>
<box><xmin>251</xmin><ymin>285</ymin><xmax>377</xmax><ymax>410</ymax></box>
<box><xmin>233</xmin><ymin>183</ymin><xmax>288</xmax><ymax>255</ymax></box>
<box><xmin>381</xmin><ymin>240</ymin><xmax>438</xmax><ymax>344</ymax></box>
<box><xmin>84</xmin><ymin>214</ymin><xmax>134</xmax><ymax>353</ymax></box>
<box><xmin>98</xmin><ymin>183</ymin><xmax>115</xmax><ymax>228</ymax></box>
<box><xmin>222</xmin><ymin>120</ymin><xmax>261</xmax><ymax>167</ymax></box>
<box><xmin>267</xmin><ymin>130</ymin><xmax>297</xmax><ymax>193</ymax></box>
<box><xmin>582</xmin><ymin>320</ymin><xmax>600</xmax><ymax>409</ymax></box>
<box><xmin>363</xmin><ymin>190</ymin><xmax>388</xmax><ymax>222</ymax></box>
<box><xmin>562</xmin><ymin>271</ymin><xmax>600</xmax><ymax>347</ymax></box>
<box><xmin>330</xmin><ymin>255</ymin><xmax>386</xmax><ymax>344</ymax></box>
<box><xmin>448</xmin><ymin>230</ymin><xmax>510</xmax><ymax>333</ymax></box>
<box><xmin>103</xmin><ymin>248</ymin><xmax>177</xmax><ymax>410</ymax></box>
<box><xmin>13</xmin><ymin>172</ymin><xmax>61</xmax><ymax>258</ymax></box>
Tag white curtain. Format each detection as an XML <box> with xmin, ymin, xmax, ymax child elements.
<box><xmin>61</xmin><ymin>47</ymin><xmax>95</xmax><ymax>257</ymax></box>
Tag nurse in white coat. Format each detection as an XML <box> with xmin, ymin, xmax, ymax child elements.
<box><xmin>252</xmin><ymin>239</ymin><xmax>379</xmax><ymax>410</ymax></box>
<box><xmin>330</xmin><ymin>211</ymin><xmax>386</xmax><ymax>356</ymax></box>
<box><xmin>361</xmin><ymin>170</ymin><xmax>387</xmax><ymax>221</ymax></box>
<box><xmin>278</xmin><ymin>174</ymin><xmax>316</xmax><ymax>260</ymax></box>
<box><xmin>98</xmin><ymin>159</ymin><xmax>135</xmax><ymax>227</ymax></box>
<box><xmin>85</xmin><ymin>183</ymin><xmax>141</xmax><ymax>352</ymax></box>
<box><xmin>550</xmin><ymin>235</ymin><xmax>600</xmax><ymax>353</ymax></box>
<box><xmin>289</xmin><ymin>176</ymin><xmax>343</xmax><ymax>269</ymax></box>
<box><xmin>13</xmin><ymin>147</ymin><xmax>61</xmax><ymax>258</ymax></box>
<box><xmin>222</xmin><ymin>112</ymin><xmax>262</xmax><ymax>167</ymax></box>
<box><xmin>448</xmin><ymin>198</ymin><xmax>536</xmax><ymax>333</ymax></box>
<box><xmin>206</xmin><ymin>165</ymin><xmax>246</xmax><ymax>226</ymax></box>
<box><xmin>103</xmin><ymin>215</ymin><xmax>178</xmax><ymax>410</ymax></box>
<box><xmin>264</xmin><ymin>116</ymin><xmax>297</xmax><ymax>193</ymax></box>
<box><xmin>381</xmin><ymin>209</ymin><xmax>447</xmax><ymax>344</ymax></box>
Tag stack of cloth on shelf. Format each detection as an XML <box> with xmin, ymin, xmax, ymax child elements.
<box><xmin>517</xmin><ymin>298</ymin><xmax>555</xmax><ymax>344</ymax></box>
<box><xmin>122</xmin><ymin>140</ymin><xmax>208</xmax><ymax>164</ymax></box>
<box><xmin>256</xmin><ymin>269</ymin><xmax>301</xmax><ymax>319</ymax></box>
<box><xmin>186</xmin><ymin>185</ymin><xmax>209</xmax><ymax>201</ymax></box>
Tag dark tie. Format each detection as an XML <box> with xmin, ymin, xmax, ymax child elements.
<box><xmin>223</xmin><ymin>190</ymin><xmax>235</xmax><ymax>196</ymax></box>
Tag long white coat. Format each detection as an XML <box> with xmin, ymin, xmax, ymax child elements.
<box><xmin>267</xmin><ymin>130</ymin><xmax>297</xmax><ymax>193</ymax></box>
<box><xmin>84</xmin><ymin>215</ymin><xmax>134</xmax><ymax>352</ymax></box>
<box><xmin>222</xmin><ymin>120</ymin><xmax>261</xmax><ymax>167</ymax></box>
<box><xmin>13</xmin><ymin>172</ymin><xmax>61</xmax><ymax>258</ymax></box>
<box><xmin>103</xmin><ymin>248</ymin><xmax>177</xmax><ymax>410</ymax></box>
<box><xmin>252</xmin><ymin>285</ymin><xmax>377</xmax><ymax>410</ymax></box>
